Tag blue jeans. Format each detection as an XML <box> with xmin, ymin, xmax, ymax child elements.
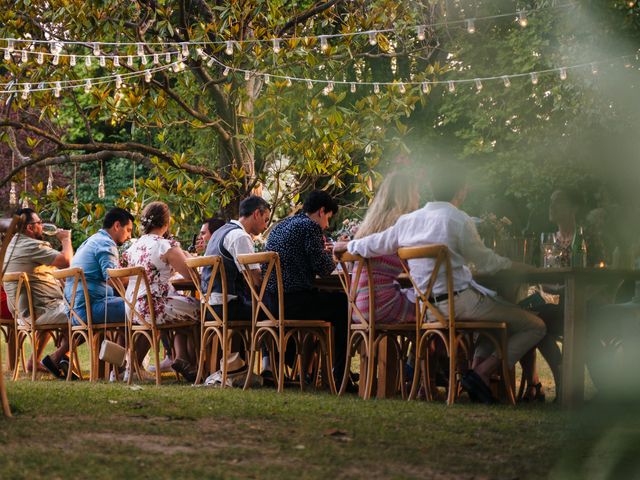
<box><xmin>72</xmin><ymin>297</ymin><xmax>125</xmax><ymax>326</ymax></box>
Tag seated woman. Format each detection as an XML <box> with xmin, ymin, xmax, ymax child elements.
<box><xmin>352</xmin><ymin>171</ymin><xmax>420</xmax><ymax>324</ymax></box>
<box><xmin>122</xmin><ymin>201</ymin><xmax>199</xmax><ymax>381</ymax></box>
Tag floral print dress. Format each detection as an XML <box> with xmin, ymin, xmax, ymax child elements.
<box><xmin>122</xmin><ymin>234</ymin><xmax>198</xmax><ymax>325</ymax></box>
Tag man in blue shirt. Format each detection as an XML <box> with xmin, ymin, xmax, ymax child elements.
<box><xmin>65</xmin><ymin>207</ymin><xmax>134</xmax><ymax>325</ymax></box>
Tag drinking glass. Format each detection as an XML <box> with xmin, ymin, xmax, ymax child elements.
<box><xmin>540</xmin><ymin>232</ymin><xmax>557</xmax><ymax>268</ymax></box>
<box><xmin>41</xmin><ymin>223</ymin><xmax>59</xmax><ymax>236</ymax></box>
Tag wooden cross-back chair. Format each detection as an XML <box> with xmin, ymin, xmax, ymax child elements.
<box><xmin>3</xmin><ymin>271</ymin><xmax>67</xmax><ymax>382</ymax></box>
<box><xmin>184</xmin><ymin>255</ymin><xmax>250</xmax><ymax>386</ymax></box>
<box><xmin>0</xmin><ymin>286</ymin><xmax>15</xmax><ymax>373</ymax></box>
<box><xmin>335</xmin><ymin>252</ymin><xmax>415</xmax><ymax>399</ymax></box>
<box><xmin>236</xmin><ymin>251</ymin><xmax>336</xmax><ymax>394</ymax></box>
<box><xmin>107</xmin><ymin>266</ymin><xmax>197</xmax><ymax>385</ymax></box>
<box><xmin>0</xmin><ymin>215</ymin><xmax>21</xmax><ymax>417</ymax></box>
<box><xmin>397</xmin><ymin>244</ymin><xmax>515</xmax><ymax>405</ymax></box>
<box><xmin>51</xmin><ymin>267</ymin><xmax>125</xmax><ymax>381</ymax></box>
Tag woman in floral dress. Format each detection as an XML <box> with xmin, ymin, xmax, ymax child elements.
<box><xmin>122</xmin><ymin>201</ymin><xmax>199</xmax><ymax>381</ymax></box>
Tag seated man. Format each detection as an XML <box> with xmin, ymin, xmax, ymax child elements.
<box><xmin>265</xmin><ymin>190</ymin><xmax>348</xmax><ymax>387</ymax></box>
<box><xmin>201</xmin><ymin>196</ymin><xmax>270</xmax><ymax>320</ymax></box>
<box><xmin>65</xmin><ymin>207</ymin><xmax>134</xmax><ymax>325</ymax></box>
<box><xmin>2</xmin><ymin>208</ymin><xmax>73</xmax><ymax>377</ymax></box>
<box><xmin>335</xmin><ymin>163</ymin><xmax>546</xmax><ymax>403</ymax></box>
<box><xmin>195</xmin><ymin>217</ymin><xmax>226</xmax><ymax>255</ymax></box>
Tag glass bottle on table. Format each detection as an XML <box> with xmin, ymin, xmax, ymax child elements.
<box><xmin>571</xmin><ymin>226</ymin><xmax>588</xmax><ymax>268</ymax></box>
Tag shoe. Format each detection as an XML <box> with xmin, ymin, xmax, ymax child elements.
<box><xmin>521</xmin><ymin>382</ymin><xmax>546</xmax><ymax>403</ymax></box>
<box><xmin>59</xmin><ymin>358</ymin><xmax>81</xmax><ymax>381</ymax></box>
<box><xmin>171</xmin><ymin>359</ymin><xmax>197</xmax><ymax>383</ymax></box>
<box><xmin>260</xmin><ymin>370</ymin><xmax>276</xmax><ymax>388</ymax></box>
<box><xmin>147</xmin><ymin>356</ymin><xmax>174</xmax><ymax>373</ymax></box>
<box><xmin>41</xmin><ymin>355</ymin><xmax>65</xmax><ymax>379</ymax></box>
<box><xmin>461</xmin><ymin>370</ymin><xmax>497</xmax><ymax>405</ymax></box>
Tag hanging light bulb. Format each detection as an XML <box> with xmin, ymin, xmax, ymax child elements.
<box><xmin>140</xmin><ymin>53</ymin><xmax>148</xmax><ymax>65</ymax></box>
<box><xmin>475</xmin><ymin>78</ymin><xmax>483</xmax><ymax>91</ymax></box>
<box><xmin>398</xmin><ymin>82</ymin><xmax>406</xmax><ymax>94</ymax></box>
<box><xmin>466</xmin><ymin>19</ymin><xmax>476</xmax><ymax>34</ymax></box>
<box><xmin>225</xmin><ymin>40</ymin><xmax>233</xmax><ymax>55</ymax></box>
<box><xmin>93</xmin><ymin>43</ymin><xmax>101</xmax><ymax>56</ymax></box>
<box><xmin>71</xmin><ymin>197</ymin><xmax>78</xmax><ymax>224</ymax></box>
<box><xmin>7</xmin><ymin>39</ymin><xmax>14</xmax><ymax>53</ymax></box>
<box><xmin>54</xmin><ymin>81</ymin><xmax>61</xmax><ymax>97</ymax></box>
<box><xmin>272</xmin><ymin>38</ymin><xmax>281</xmax><ymax>54</ymax></box>
<box><xmin>71</xmin><ymin>163</ymin><xmax>78</xmax><ymax>223</ymax></box>
<box><xmin>417</xmin><ymin>25</ymin><xmax>426</xmax><ymax>41</ymax></box>
<box><xmin>85</xmin><ymin>55</ymin><xmax>92</xmax><ymax>67</ymax></box>
<box><xmin>21</xmin><ymin>196</ymin><xmax>29</xmax><ymax>209</ymax></box>
<box><xmin>373</xmin><ymin>83</ymin><xmax>380</xmax><ymax>94</ymax></box>
<box><xmin>223</xmin><ymin>66</ymin><xmax>230</xmax><ymax>76</ymax></box>
<box><xmin>98</xmin><ymin>161</ymin><xmax>105</xmax><ymax>199</ymax></box>
<box><xmin>181</xmin><ymin>42</ymin><xmax>189</xmax><ymax>57</ymax></box>
<box><xmin>70</xmin><ymin>54</ymin><xmax>76</xmax><ymax>66</ymax></box>
<box><xmin>115</xmin><ymin>74</ymin><xmax>122</xmax><ymax>89</ymax></box>
<box><xmin>84</xmin><ymin>78</ymin><xmax>92</xmax><ymax>93</ymax></box>
<box><xmin>9</xmin><ymin>182</ymin><xmax>17</xmax><ymax>206</ymax></box>
<box><xmin>21</xmin><ymin>82</ymin><xmax>30</xmax><ymax>100</ymax></box>
<box><xmin>530</xmin><ymin>72</ymin><xmax>539</xmax><ymax>85</ymax></box>
<box><xmin>264</xmin><ymin>74</ymin><xmax>270</xmax><ymax>84</ymax></box>
<box><xmin>20</xmin><ymin>50</ymin><xmax>28</xmax><ymax>63</ymax></box>
<box><xmin>448</xmin><ymin>81</ymin><xmax>455</xmax><ymax>93</ymax></box>
<box><xmin>206</xmin><ymin>56</ymin><xmax>214</xmax><ymax>67</ymax></box>
<box><xmin>145</xmin><ymin>70</ymin><xmax>152</xmax><ymax>82</ymax></box>
<box><xmin>99</xmin><ymin>55</ymin><xmax>106</xmax><ymax>67</ymax></box>
<box><xmin>46</xmin><ymin>166</ymin><xmax>53</xmax><ymax>194</ymax></box>
<box><xmin>350</xmin><ymin>83</ymin><xmax>356</xmax><ymax>93</ymax></box>
<box><xmin>136</xmin><ymin>43</ymin><xmax>144</xmax><ymax>57</ymax></box>
<box><xmin>113</xmin><ymin>55</ymin><xmax>120</xmax><ymax>67</ymax></box>
<box><xmin>36</xmin><ymin>52</ymin><xmax>44</xmax><ymax>64</ymax></box>
<box><xmin>421</xmin><ymin>82</ymin><xmax>430</xmax><ymax>94</ymax></box>
<box><xmin>172</xmin><ymin>62</ymin><xmax>180</xmax><ymax>72</ymax></box>
<box><xmin>307</xmin><ymin>80</ymin><xmax>313</xmax><ymax>89</ymax></box>
<box><xmin>368</xmin><ymin>32</ymin><xmax>377</xmax><ymax>46</ymax></box>
<box><xmin>3</xmin><ymin>49</ymin><xmax>10</xmax><ymax>62</ymax></box>
<box><xmin>165</xmin><ymin>52</ymin><xmax>171</xmax><ymax>63</ymax></box>
<box><xmin>22</xmin><ymin>168</ymin><xmax>28</xmax><ymax>209</ymax></box>
<box><xmin>320</xmin><ymin>35</ymin><xmax>329</xmax><ymax>53</ymax></box>
<box><xmin>322</xmin><ymin>86</ymin><xmax>330</xmax><ymax>95</ymax></box>
<box><xmin>591</xmin><ymin>63</ymin><xmax>598</xmax><ymax>75</ymax></box>
<box><xmin>285</xmin><ymin>77</ymin><xmax>292</xmax><ymax>87</ymax></box>
<box><xmin>244</xmin><ymin>70</ymin><xmax>250</xmax><ymax>81</ymax></box>
<box><xmin>518</xmin><ymin>10</ymin><xmax>528</xmax><ymax>27</ymax></box>
<box><xmin>559</xmin><ymin>67</ymin><xmax>567</xmax><ymax>80</ymax></box>
<box><xmin>502</xmin><ymin>75</ymin><xmax>511</xmax><ymax>87</ymax></box>
<box><xmin>153</xmin><ymin>53</ymin><xmax>159</xmax><ymax>65</ymax></box>
<box><xmin>124</xmin><ymin>55</ymin><xmax>131</xmax><ymax>66</ymax></box>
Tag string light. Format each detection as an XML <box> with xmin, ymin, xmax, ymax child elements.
<box><xmin>21</xmin><ymin>82</ymin><xmax>30</xmax><ymax>99</ymax></box>
<box><xmin>84</xmin><ymin>78</ymin><xmax>92</xmax><ymax>92</ymax></box>
<box><xmin>467</xmin><ymin>19</ymin><xmax>476</xmax><ymax>34</ymax></box>
<box><xmin>286</xmin><ymin>77</ymin><xmax>292</xmax><ymax>87</ymax></box>
<box><xmin>518</xmin><ymin>10</ymin><xmax>528</xmax><ymax>27</ymax></box>
<box><xmin>113</xmin><ymin>55</ymin><xmax>120</xmax><ymax>67</ymax></box>
<box><xmin>591</xmin><ymin>63</ymin><xmax>598</xmax><ymax>75</ymax></box>
<box><xmin>20</xmin><ymin>50</ymin><xmax>27</xmax><ymax>63</ymax></box>
<box><xmin>417</xmin><ymin>25</ymin><xmax>426</xmax><ymax>41</ymax></box>
<box><xmin>99</xmin><ymin>55</ymin><xmax>106</xmax><ymax>67</ymax></box>
<box><xmin>85</xmin><ymin>55</ymin><xmax>92</xmax><ymax>67</ymax></box>
<box><xmin>153</xmin><ymin>53</ymin><xmax>159</xmax><ymax>65</ymax></box>
<box><xmin>559</xmin><ymin>67</ymin><xmax>567</xmax><ymax>80</ymax></box>
<box><xmin>502</xmin><ymin>75</ymin><xmax>511</xmax><ymax>87</ymax></box>
<box><xmin>7</xmin><ymin>39</ymin><xmax>14</xmax><ymax>53</ymax></box>
<box><xmin>475</xmin><ymin>78</ymin><xmax>483</xmax><ymax>90</ymax></box>
<box><xmin>264</xmin><ymin>74</ymin><xmax>270</xmax><ymax>84</ymax></box>
<box><xmin>368</xmin><ymin>32</ymin><xmax>377</xmax><ymax>46</ymax></box>
<box><xmin>320</xmin><ymin>36</ymin><xmax>329</xmax><ymax>53</ymax></box>
<box><xmin>140</xmin><ymin>53</ymin><xmax>148</xmax><ymax>65</ymax></box>
<box><xmin>165</xmin><ymin>52</ymin><xmax>171</xmax><ymax>63</ymax></box>
<box><xmin>307</xmin><ymin>79</ymin><xmax>313</xmax><ymax>89</ymax></box>
<box><xmin>448</xmin><ymin>80</ymin><xmax>455</xmax><ymax>92</ymax></box>
<box><xmin>3</xmin><ymin>49</ymin><xmax>9</xmax><ymax>61</ymax></box>
<box><xmin>398</xmin><ymin>82</ymin><xmax>406</xmax><ymax>93</ymax></box>
<box><xmin>54</xmin><ymin>81</ymin><xmax>61</xmax><ymax>97</ymax></box>
<box><xmin>93</xmin><ymin>43</ymin><xmax>101</xmax><ymax>56</ymax></box>
<box><xmin>223</xmin><ymin>66</ymin><xmax>230</xmax><ymax>76</ymax></box>
<box><xmin>36</xmin><ymin>52</ymin><xmax>44</xmax><ymax>64</ymax></box>
<box><xmin>373</xmin><ymin>83</ymin><xmax>380</xmax><ymax>94</ymax></box>
<box><xmin>181</xmin><ymin>42</ymin><xmax>189</xmax><ymax>57</ymax></box>
<box><xmin>530</xmin><ymin>72</ymin><xmax>539</xmax><ymax>85</ymax></box>
<box><xmin>137</xmin><ymin>43</ymin><xmax>144</xmax><ymax>57</ymax></box>
<box><xmin>244</xmin><ymin>70</ymin><xmax>250</xmax><ymax>80</ymax></box>
<box><xmin>145</xmin><ymin>70</ymin><xmax>152</xmax><ymax>82</ymax></box>
<box><xmin>46</xmin><ymin>166</ymin><xmax>53</xmax><ymax>194</ymax></box>
<box><xmin>322</xmin><ymin>85</ymin><xmax>330</xmax><ymax>95</ymax></box>
<box><xmin>225</xmin><ymin>40</ymin><xmax>233</xmax><ymax>55</ymax></box>
<box><xmin>206</xmin><ymin>56</ymin><xmax>214</xmax><ymax>67</ymax></box>
<box><xmin>127</xmin><ymin>55</ymin><xmax>133</xmax><ymax>67</ymax></box>
<box><xmin>350</xmin><ymin>83</ymin><xmax>356</xmax><ymax>93</ymax></box>
<box><xmin>422</xmin><ymin>82</ymin><xmax>430</xmax><ymax>94</ymax></box>
<box><xmin>70</xmin><ymin>55</ymin><xmax>76</xmax><ymax>66</ymax></box>
<box><xmin>272</xmin><ymin>38</ymin><xmax>281</xmax><ymax>54</ymax></box>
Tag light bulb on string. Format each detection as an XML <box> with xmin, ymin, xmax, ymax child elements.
<box><xmin>22</xmin><ymin>167</ymin><xmax>28</xmax><ymax>209</ymax></box>
<box><xmin>320</xmin><ymin>36</ymin><xmax>329</xmax><ymax>53</ymax></box>
<box><xmin>7</xmin><ymin>39</ymin><xmax>14</xmax><ymax>53</ymax></box>
<box><xmin>98</xmin><ymin>161</ymin><xmax>105</xmax><ymax>199</ymax></box>
<box><xmin>99</xmin><ymin>55</ymin><xmax>106</xmax><ymax>67</ymax></box>
<box><xmin>127</xmin><ymin>55</ymin><xmax>133</xmax><ymax>67</ymax></box>
<box><xmin>272</xmin><ymin>38</ymin><xmax>281</xmax><ymax>54</ymax></box>
<box><xmin>21</xmin><ymin>82</ymin><xmax>30</xmax><ymax>100</ymax></box>
<box><xmin>591</xmin><ymin>63</ymin><xmax>598</xmax><ymax>75</ymax></box>
<box><xmin>172</xmin><ymin>62</ymin><xmax>180</xmax><ymax>72</ymax></box>
<box><xmin>36</xmin><ymin>52</ymin><xmax>44</xmax><ymax>64</ymax></box>
<box><xmin>113</xmin><ymin>55</ymin><xmax>120</xmax><ymax>67</ymax></box>
<box><xmin>475</xmin><ymin>78</ymin><xmax>483</xmax><ymax>91</ymax></box>
<box><xmin>165</xmin><ymin>52</ymin><xmax>171</xmax><ymax>63</ymax></box>
<box><xmin>628</xmin><ymin>0</ymin><xmax>635</xmax><ymax>7</ymax></box>
<box><xmin>448</xmin><ymin>81</ymin><xmax>455</xmax><ymax>93</ymax></box>
<box><xmin>368</xmin><ymin>32</ymin><xmax>377</xmax><ymax>46</ymax></box>
<box><xmin>181</xmin><ymin>42</ymin><xmax>189</xmax><ymax>58</ymax></box>
<box><xmin>328</xmin><ymin>81</ymin><xmax>334</xmax><ymax>92</ymax></box>
<box><xmin>422</xmin><ymin>82</ymin><xmax>430</xmax><ymax>94</ymax></box>
<box><xmin>71</xmin><ymin>197</ymin><xmax>78</xmax><ymax>224</ymax></box>
<box><xmin>20</xmin><ymin>50</ymin><xmax>28</xmax><ymax>63</ymax></box>
<box><xmin>84</xmin><ymin>78</ymin><xmax>92</xmax><ymax>93</ymax></box>
<box><xmin>244</xmin><ymin>70</ymin><xmax>250</xmax><ymax>81</ymax></box>
<box><xmin>207</xmin><ymin>57</ymin><xmax>214</xmax><ymax>67</ymax></box>
<box><xmin>9</xmin><ymin>182</ymin><xmax>16</xmax><ymax>206</ymax></box>
<box><xmin>225</xmin><ymin>40</ymin><xmax>234</xmax><ymax>55</ymax></box>
<box><xmin>223</xmin><ymin>66</ymin><xmax>230</xmax><ymax>76</ymax></box>
<box><xmin>85</xmin><ymin>55</ymin><xmax>92</xmax><ymax>67</ymax></box>
<box><xmin>264</xmin><ymin>74</ymin><xmax>270</xmax><ymax>84</ymax></box>
<box><xmin>70</xmin><ymin>55</ymin><xmax>76</xmax><ymax>66</ymax></box>
<box><xmin>350</xmin><ymin>83</ymin><xmax>356</xmax><ymax>93</ymax></box>
<box><xmin>559</xmin><ymin>68</ymin><xmax>567</xmax><ymax>80</ymax></box>
<box><xmin>153</xmin><ymin>53</ymin><xmax>159</xmax><ymax>65</ymax></box>
<box><xmin>518</xmin><ymin>10</ymin><xmax>528</xmax><ymax>27</ymax></box>
<box><xmin>417</xmin><ymin>25</ymin><xmax>426</xmax><ymax>41</ymax></box>
<box><xmin>322</xmin><ymin>85</ymin><xmax>330</xmax><ymax>95</ymax></box>
<box><xmin>54</xmin><ymin>81</ymin><xmax>61</xmax><ymax>97</ymax></box>
<box><xmin>93</xmin><ymin>43</ymin><xmax>101</xmax><ymax>56</ymax></box>
<box><xmin>140</xmin><ymin>53</ymin><xmax>148</xmax><ymax>65</ymax></box>
<box><xmin>373</xmin><ymin>83</ymin><xmax>380</xmax><ymax>94</ymax></box>
<box><xmin>71</xmin><ymin>163</ymin><xmax>78</xmax><ymax>223</ymax></box>
<box><xmin>3</xmin><ymin>49</ymin><xmax>10</xmax><ymax>61</ymax></box>
<box><xmin>136</xmin><ymin>43</ymin><xmax>144</xmax><ymax>57</ymax></box>
<box><xmin>307</xmin><ymin>80</ymin><xmax>313</xmax><ymax>89</ymax></box>
<box><xmin>467</xmin><ymin>19</ymin><xmax>476</xmax><ymax>34</ymax></box>
<box><xmin>398</xmin><ymin>82</ymin><xmax>406</xmax><ymax>94</ymax></box>
<box><xmin>46</xmin><ymin>166</ymin><xmax>53</xmax><ymax>194</ymax></box>
<box><xmin>286</xmin><ymin>77</ymin><xmax>292</xmax><ymax>87</ymax></box>
<box><xmin>145</xmin><ymin>70</ymin><xmax>152</xmax><ymax>82</ymax></box>
<box><xmin>116</xmin><ymin>74</ymin><xmax>122</xmax><ymax>89</ymax></box>
<box><xmin>530</xmin><ymin>72</ymin><xmax>539</xmax><ymax>85</ymax></box>
<box><xmin>502</xmin><ymin>75</ymin><xmax>511</xmax><ymax>87</ymax></box>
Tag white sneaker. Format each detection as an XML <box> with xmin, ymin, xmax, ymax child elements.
<box><xmin>146</xmin><ymin>356</ymin><xmax>173</xmax><ymax>373</ymax></box>
<box><xmin>109</xmin><ymin>368</ymin><xmax>131</xmax><ymax>382</ymax></box>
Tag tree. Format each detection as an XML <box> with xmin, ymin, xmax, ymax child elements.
<box><xmin>0</xmin><ymin>0</ymin><xmax>447</xmax><ymax>220</ymax></box>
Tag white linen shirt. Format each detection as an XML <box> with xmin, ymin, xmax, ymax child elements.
<box><xmin>347</xmin><ymin>202</ymin><xmax>512</xmax><ymax>299</ymax></box>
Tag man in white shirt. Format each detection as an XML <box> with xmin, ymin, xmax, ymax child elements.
<box><xmin>334</xmin><ymin>164</ymin><xmax>546</xmax><ymax>403</ymax></box>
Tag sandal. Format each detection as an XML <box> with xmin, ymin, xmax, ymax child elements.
<box><xmin>521</xmin><ymin>382</ymin><xmax>546</xmax><ymax>403</ymax></box>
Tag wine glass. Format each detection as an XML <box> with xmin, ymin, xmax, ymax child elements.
<box><xmin>41</xmin><ymin>223</ymin><xmax>59</xmax><ymax>236</ymax></box>
<box><xmin>540</xmin><ymin>232</ymin><xmax>557</xmax><ymax>268</ymax></box>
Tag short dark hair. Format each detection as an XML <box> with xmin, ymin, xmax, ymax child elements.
<box><xmin>203</xmin><ymin>217</ymin><xmax>225</xmax><ymax>234</ymax></box>
<box><xmin>103</xmin><ymin>207</ymin><xmax>135</xmax><ymax>229</ymax></box>
<box><xmin>428</xmin><ymin>162</ymin><xmax>468</xmax><ymax>202</ymax></box>
<box><xmin>239</xmin><ymin>196</ymin><xmax>270</xmax><ymax>218</ymax></box>
<box><xmin>15</xmin><ymin>208</ymin><xmax>37</xmax><ymax>224</ymax></box>
<box><xmin>303</xmin><ymin>190</ymin><xmax>338</xmax><ymax>215</ymax></box>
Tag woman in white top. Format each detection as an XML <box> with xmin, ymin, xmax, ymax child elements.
<box><xmin>122</xmin><ymin>201</ymin><xmax>199</xmax><ymax>381</ymax></box>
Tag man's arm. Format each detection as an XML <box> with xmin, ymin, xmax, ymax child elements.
<box><xmin>51</xmin><ymin>229</ymin><xmax>73</xmax><ymax>269</ymax></box>
<box><xmin>345</xmin><ymin>223</ymin><xmax>400</xmax><ymax>258</ymax></box>
<box><xmin>459</xmin><ymin>219</ymin><xmax>512</xmax><ymax>274</ymax></box>
<box><xmin>305</xmin><ymin>229</ymin><xmax>334</xmax><ymax>276</ymax></box>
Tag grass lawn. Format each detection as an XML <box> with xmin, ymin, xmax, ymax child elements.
<box><xmin>2</xmin><ymin>345</ymin><xmax>637</xmax><ymax>479</ymax></box>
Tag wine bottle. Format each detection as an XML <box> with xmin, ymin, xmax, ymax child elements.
<box><xmin>571</xmin><ymin>227</ymin><xmax>587</xmax><ymax>268</ymax></box>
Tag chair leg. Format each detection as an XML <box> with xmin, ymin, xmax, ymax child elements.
<box><xmin>277</xmin><ymin>338</ymin><xmax>285</xmax><ymax>393</ymax></box>
<box><xmin>31</xmin><ymin>331</ymin><xmax>37</xmax><ymax>381</ymax></box>
<box><xmin>152</xmin><ymin>332</ymin><xmax>161</xmax><ymax>386</ymax></box>
<box><xmin>243</xmin><ymin>336</ymin><xmax>257</xmax><ymax>391</ymax></box>
<box><xmin>339</xmin><ymin>334</ymin><xmax>354</xmax><ymax>396</ymax></box>
<box><xmin>409</xmin><ymin>337</ymin><xmax>422</xmax><ymax>401</ymax></box>
<box><xmin>502</xmin><ymin>331</ymin><xmax>515</xmax><ymax>405</ymax></box>
<box><xmin>324</xmin><ymin>327</ymin><xmax>336</xmax><ymax>395</ymax></box>
<box><xmin>195</xmin><ymin>329</ymin><xmax>209</xmax><ymax>385</ymax></box>
<box><xmin>363</xmin><ymin>340</ymin><xmax>376</xmax><ymax>400</ymax></box>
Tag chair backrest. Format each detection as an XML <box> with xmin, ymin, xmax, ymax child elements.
<box><xmin>236</xmin><ymin>252</ymin><xmax>282</xmax><ymax>326</ymax></box>
<box><xmin>2</xmin><ymin>271</ymin><xmax>35</xmax><ymax>328</ymax></box>
<box><xmin>51</xmin><ymin>267</ymin><xmax>92</xmax><ymax>329</ymax></box>
<box><xmin>106</xmin><ymin>266</ymin><xmax>157</xmax><ymax>329</ymax></box>
<box><xmin>397</xmin><ymin>244</ymin><xmax>456</xmax><ymax>329</ymax></box>
<box><xmin>184</xmin><ymin>255</ymin><xmax>226</xmax><ymax>325</ymax></box>
<box><xmin>335</xmin><ymin>252</ymin><xmax>375</xmax><ymax>330</ymax></box>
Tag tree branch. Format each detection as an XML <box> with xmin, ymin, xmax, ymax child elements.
<box><xmin>277</xmin><ymin>0</ymin><xmax>344</xmax><ymax>36</ymax></box>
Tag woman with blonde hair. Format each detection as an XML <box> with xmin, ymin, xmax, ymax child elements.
<box><xmin>353</xmin><ymin>171</ymin><xmax>420</xmax><ymax>324</ymax></box>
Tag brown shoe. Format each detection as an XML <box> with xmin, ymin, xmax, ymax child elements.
<box><xmin>171</xmin><ymin>359</ymin><xmax>197</xmax><ymax>383</ymax></box>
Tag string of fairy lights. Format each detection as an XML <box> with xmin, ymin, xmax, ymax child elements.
<box><xmin>1</xmin><ymin>0</ymin><xmax>638</xmax><ymax>211</ymax></box>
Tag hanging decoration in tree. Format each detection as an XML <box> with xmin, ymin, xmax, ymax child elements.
<box><xmin>9</xmin><ymin>150</ymin><xmax>17</xmax><ymax>206</ymax></box>
<box><xmin>131</xmin><ymin>163</ymin><xmax>139</xmax><ymax>215</ymax></box>
<box><xmin>71</xmin><ymin>163</ymin><xmax>78</xmax><ymax>224</ymax></box>
<box><xmin>98</xmin><ymin>161</ymin><xmax>105</xmax><ymax>199</ymax></box>
<box><xmin>21</xmin><ymin>167</ymin><xmax>28</xmax><ymax>208</ymax></box>
<box><xmin>46</xmin><ymin>166</ymin><xmax>54</xmax><ymax>194</ymax></box>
